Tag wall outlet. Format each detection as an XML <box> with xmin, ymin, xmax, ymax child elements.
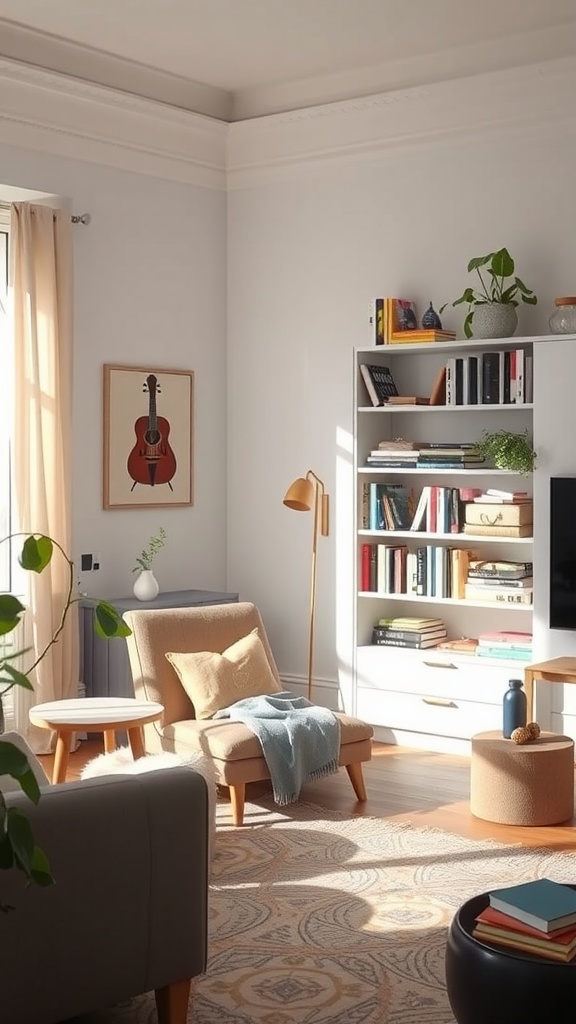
<box><xmin>93</xmin><ymin>553</ymin><xmax>101</xmax><ymax>571</ymax></box>
<box><xmin>81</xmin><ymin>553</ymin><xmax>93</xmax><ymax>571</ymax></box>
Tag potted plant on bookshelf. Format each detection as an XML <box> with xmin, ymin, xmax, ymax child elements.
<box><xmin>473</xmin><ymin>428</ymin><xmax>536</xmax><ymax>474</ymax></box>
<box><xmin>441</xmin><ymin>247</ymin><xmax>537</xmax><ymax>339</ymax></box>
<box><xmin>0</xmin><ymin>533</ymin><xmax>130</xmax><ymax>904</ymax></box>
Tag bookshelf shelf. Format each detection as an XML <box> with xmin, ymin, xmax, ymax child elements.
<box><xmin>358</xmin><ymin>529</ymin><xmax>532</xmax><ymax>544</ymax></box>
<box><xmin>358</xmin><ymin>404</ymin><xmax>534</xmax><ymax>413</ymax></box>
<box><xmin>353</xmin><ymin>337</ymin><xmax>536</xmax><ymax>754</ymax></box>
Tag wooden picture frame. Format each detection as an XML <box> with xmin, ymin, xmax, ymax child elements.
<box><xmin>103</xmin><ymin>364</ymin><xmax>194</xmax><ymax>509</ymax></box>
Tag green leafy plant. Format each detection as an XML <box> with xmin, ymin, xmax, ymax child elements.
<box><xmin>473</xmin><ymin>428</ymin><xmax>536</xmax><ymax>475</ymax></box>
<box><xmin>0</xmin><ymin>534</ymin><xmax>130</xmax><ymax>908</ymax></box>
<box><xmin>440</xmin><ymin>247</ymin><xmax>537</xmax><ymax>338</ymax></box>
<box><xmin>132</xmin><ymin>526</ymin><xmax>167</xmax><ymax>573</ymax></box>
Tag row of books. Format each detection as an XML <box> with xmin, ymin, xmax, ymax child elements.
<box><xmin>445</xmin><ymin>349</ymin><xmax>533</xmax><ymax>405</ymax></box>
<box><xmin>361</xmin><ymin>544</ymin><xmax>534</xmax><ymax>604</ymax></box>
<box><xmin>365</xmin><ymin>449</ymin><xmax>486</xmax><ymax>471</ymax></box>
<box><xmin>473</xmin><ymin>879</ymin><xmax>576</xmax><ymax>963</ymax></box>
<box><xmin>359</xmin><ymin>352</ymin><xmax>532</xmax><ymax>408</ymax></box>
<box><xmin>418</xmin><ymin>630</ymin><xmax>533</xmax><ymax>659</ymax></box>
<box><xmin>361</xmin><ymin>482</ymin><xmax>533</xmax><ymax>536</ymax></box>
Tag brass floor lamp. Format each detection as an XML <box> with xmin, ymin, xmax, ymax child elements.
<box><xmin>283</xmin><ymin>470</ymin><xmax>330</xmax><ymax>701</ymax></box>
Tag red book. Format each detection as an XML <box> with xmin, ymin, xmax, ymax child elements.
<box><xmin>476</xmin><ymin>905</ymin><xmax>576</xmax><ymax>941</ymax></box>
<box><xmin>361</xmin><ymin>543</ymin><xmax>371</xmax><ymax>591</ymax></box>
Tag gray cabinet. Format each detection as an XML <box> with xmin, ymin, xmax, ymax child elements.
<box><xmin>80</xmin><ymin>589</ymin><xmax>239</xmax><ymax>699</ymax></box>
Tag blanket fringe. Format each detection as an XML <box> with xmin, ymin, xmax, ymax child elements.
<box><xmin>272</xmin><ymin>758</ymin><xmax>339</xmax><ymax>806</ymax></box>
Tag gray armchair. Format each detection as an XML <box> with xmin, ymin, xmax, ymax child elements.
<box><xmin>1</xmin><ymin>767</ymin><xmax>208</xmax><ymax>1024</ymax></box>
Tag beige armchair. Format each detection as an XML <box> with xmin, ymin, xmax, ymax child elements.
<box><xmin>124</xmin><ymin>601</ymin><xmax>373</xmax><ymax>825</ymax></box>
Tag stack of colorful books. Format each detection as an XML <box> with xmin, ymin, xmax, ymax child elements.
<box><xmin>473</xmin><ymin>879</ymin><xmax>576</xmax><ymax>963</ymax></box>
<box><xmin>464</xmin><ymin>559</ymin><xmax>534</xmax><ymax>607</ymax></box>
<box><xmin>476</xmin><ymin>630</ymin><xmax>533</xmax><ymax>661</ymax></box>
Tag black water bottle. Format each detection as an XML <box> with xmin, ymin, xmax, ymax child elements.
<box><xmin>502</xmin><ymin>678</ymin><xmax>527</xmax><ymax>738</ymax></box>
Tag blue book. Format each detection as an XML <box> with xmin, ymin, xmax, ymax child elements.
<box><xmin>489</xmin><ymin>879</ymin><xmax>576</xmax><ymax>933</ymax></box>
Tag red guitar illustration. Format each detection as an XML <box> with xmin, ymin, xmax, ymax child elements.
<box><xmin>127</xmin><ymin>374</ymin><xmax>177</xmax><ymax>489</ymax></box>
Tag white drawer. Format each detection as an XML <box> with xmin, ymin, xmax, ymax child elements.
<box><xmin>357</xmin><ymin>646</ymin><xmax>516</xmax><ymax>705</ymax></box>
<box><xmin>356</xmin><ymin>686</ymin><xmax>501</xmax><ymax>739</ymax></box>
<box><xmin>550</xmin><ymin>682</ymin><xmax>576</xmax><ymax>715</ymax></box>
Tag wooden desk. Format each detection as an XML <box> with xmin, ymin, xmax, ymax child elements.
<box><xmin>30</xmin><ymin>696</ymin><xmax>164</xmax><ymax>783</ymax></box>
<box><xmin>523</xmin><ymin>657</ymin><xmax>576</xmax><ymax>721</ymax></box>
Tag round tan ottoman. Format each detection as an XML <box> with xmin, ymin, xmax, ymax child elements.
<box><xmin>470</xmin><ymin>730</ymin><xmax>575</xmax><ymax>826</ymax></box>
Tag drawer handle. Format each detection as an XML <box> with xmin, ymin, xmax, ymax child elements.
<box><xmin>422</xmin><ymin>697</ymin><xmax>457</xmax><ymax>708</ymax></box>
<box><xmin>423</xmin><ymin>660</ymin><xmax>457</xmax><ymax>670</ymax></box>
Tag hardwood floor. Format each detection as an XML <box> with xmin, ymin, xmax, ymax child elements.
<box><xmin>39</xmin><ymin>738</ymin><xmax>576</xmax><ymax>852</ymax></box>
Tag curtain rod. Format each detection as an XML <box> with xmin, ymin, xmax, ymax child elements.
<box><xmin>0</xmin><ymin>201</ymin><xmax>91</xmax><ymax>224</ymax></box>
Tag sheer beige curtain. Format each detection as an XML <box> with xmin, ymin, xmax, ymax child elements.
<box><xmin>10</xmin><ymin>202</ymin><xmax>79</xmax><ymax>751</ymax></box>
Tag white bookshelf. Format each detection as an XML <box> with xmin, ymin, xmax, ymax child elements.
<box><xmin>353</xmin><ymin>336</ymin><xmax>537</xmax><ymax>754</ymax></box>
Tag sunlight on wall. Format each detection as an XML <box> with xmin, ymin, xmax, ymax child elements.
<box><xmin>336</xmin><ymin>423</ymin><xmax>354</xmax><ymax>714</ymax></box>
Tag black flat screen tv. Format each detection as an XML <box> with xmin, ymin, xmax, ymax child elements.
<box><xmin>550</xmin><ymin>477</ymin><xmax>576</xmax><ymax>630</ymax></box>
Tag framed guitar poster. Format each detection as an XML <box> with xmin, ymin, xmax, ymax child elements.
<box><xmin>103</xmin><ymin>364</ymin><xmax>194</xmax><ymax>509</ymax></box>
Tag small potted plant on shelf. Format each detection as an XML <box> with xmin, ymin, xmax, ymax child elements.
<box><xmin>473</xmin><ymin>428</ymin><xmax>536</xmax><ymax>474</ymax></box>
<box><xmin>441</xmin><ymin>247</ymin><xmax>537</xmax><ymax>339</ymax></box>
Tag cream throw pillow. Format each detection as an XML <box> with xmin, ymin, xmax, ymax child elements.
<box><xmin>165</xmin><ymin>628</ymin><xmax>280</xmax><ymax>720</ymax></box>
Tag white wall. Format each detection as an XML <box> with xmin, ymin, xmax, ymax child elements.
<box><xmin>0</xmin><ymin>144</ymin><xmax>228</xmax><ymax>601</ymax></box>
<box><xmin>3</xmin><ymin>55</ymin><xmax>576</xmax><ymax>704</ymax></box>
<box><xmin>226</xmin><ymin>59</ymin><xmax>576</xmax><ymax>702</ymax></box>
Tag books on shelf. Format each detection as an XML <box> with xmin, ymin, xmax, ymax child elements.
<box><xmin>376</xmin><ymin>616</ymin><xmax>445</xmax><ymax>629</ymax></box>
<box><xmin>444</xmin><ymin>348</ymin><xmax>532</xmax><ymax>406</ymax></box>
<box><xmin>368</xmin><ymin>297</ymin><xmax>385</xmax><ymax>346</ymax></box>
<box><xmin>382</xmin><ymin>396</ymin><xmax>430</xmax><ymax>405</ymax></box>
<box><xmin>468</xmin><ymin>561</ymin><xmax>533</xmax><ymax>579</ymax></box>
<box><xmin>371</xmin><ymin>629</ymin><xmax>447</xmax><ymax>649</ymax></box>
<box><xmin>464</xmin><ymin>583</ymin><xmax>533</xmax><ymax>604</ymax></box>
<box><xmin>477</xmin><ymin>631</ymin><xmax>533</xmax><ymax>648</ymax></box>
<box><xmin>465</xmin><ymin>502</ymin><xmax>533</xmax><ymax>527</ymax></box>
<box><xmin>463</xmin><ymin>523</ymin><xmax>533</xmax><ymax>538</ymax></box>
<box><xmin>488</xmin><ymin>879</ymin><xmax>576</xmax><ymax>933</ymax></box>
<box><xmin>360</xmin><ymin>364</ymin><xmax>399</xmax><ymax>406</ymax></box>
<box><xmin>436</xmin><ymin>637</ymin><xmax>479</xmax><ymax>655</ymax></box>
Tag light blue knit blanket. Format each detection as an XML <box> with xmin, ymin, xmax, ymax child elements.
<box><xmin>214</xmin><ymin>691</ymin><xmax>340</xmax><ymax>805</ymax></box>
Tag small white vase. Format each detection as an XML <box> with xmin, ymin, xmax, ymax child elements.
<box><xmin>133</xmin><ymin>569</ymin><xmax>159</xmax><ymax>602</ymax></box>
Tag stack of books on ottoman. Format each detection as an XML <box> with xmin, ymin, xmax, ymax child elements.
<box><xmin>371</xmin><ymin>616</ymin><xmax>447</xmax><ymax>649</ymax></box>
<box><xmin>473</xmin><ymin>879</ymin><xmax>576</xmax><ymax>962</ymax></box>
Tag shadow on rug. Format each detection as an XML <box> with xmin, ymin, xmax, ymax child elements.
<box><xmin>70</xmin><ymin>797</ymin><xmax>576</xmax><ymax>1024</ymax></box>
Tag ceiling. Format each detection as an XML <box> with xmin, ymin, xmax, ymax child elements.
<box><xmin>0</xmin><ymin>0</ymin><xmax>575</xmax><ymax>121</ymax></box>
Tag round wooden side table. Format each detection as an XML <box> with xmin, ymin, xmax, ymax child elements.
<box><xmin>29</xmin><ymin>696</ymin><xmax>164</xmax><ymax>784</ymax></box>
<box><xmin>470</xmin><ymin>729</ymin><xmax>574</xmax><ymax>826</ymax></box>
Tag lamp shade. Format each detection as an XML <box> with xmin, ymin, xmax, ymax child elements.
<box><xmin>283</xmin><ymin>476</ymin><xmax>314</xmax><ymax>512</ymax></box>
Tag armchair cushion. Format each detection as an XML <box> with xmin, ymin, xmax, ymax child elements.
<box><xmin>166</xmin><ymin>627</ymin><xmax>280</xmax><ymax>719</ymax></box>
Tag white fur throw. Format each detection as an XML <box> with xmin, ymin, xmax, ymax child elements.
<box><xmin>81</xmin><ymin>748</ymin><xmax>217</xmax><ymax>860</ymax></box>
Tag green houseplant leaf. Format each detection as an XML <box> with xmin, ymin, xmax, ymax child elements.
<box><xmin>0</xmin><ymin>533</ymin><xmax>131</xmax><ymax>906</ymax></box>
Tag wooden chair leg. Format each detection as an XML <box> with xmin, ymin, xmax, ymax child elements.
<box><xmin>346</xmin><ymin>761</ymin><xmax>367</xmax><ymax>802</ymax></box>
<box><xmin>229</xmin><ymin>782</ymin><xmax>245</xmax><ymax>825</ymax></box>
<box><xmin>155</xmin><ymin>977</ymin><xmax>191</xmax><ymax>1024</ymax></box>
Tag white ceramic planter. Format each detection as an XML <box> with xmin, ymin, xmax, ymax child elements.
<box><xmin>472</xmin><ymin>303</ymin><xmax>518</xmax><ymax>339</ymax></box>
<box><xmin>133</xmin><ymin>569</ymin><xmax>159</xmax><ymax>601</ymax></box>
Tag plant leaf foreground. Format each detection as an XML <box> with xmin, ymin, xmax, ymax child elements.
<box><xmin>0</xmin><ymin>534</ymin><xmax>131</xmax><ymax>908</ymax></box>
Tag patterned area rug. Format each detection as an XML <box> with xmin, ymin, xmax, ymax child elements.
<box><xmin>74</xmin><ymin>797</ymin><xmax>576</xmax><ymax>1024</ymax></box>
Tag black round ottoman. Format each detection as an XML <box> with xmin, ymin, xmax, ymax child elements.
<box><xmin>445</xmin><ymin>891</ymin><xmax>576</xmax><ymax>1024</ymax></box>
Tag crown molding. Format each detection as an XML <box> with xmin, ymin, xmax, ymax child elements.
<box><xmin>0</xmin><ymin>18</ymin><xmax>232</xmax><ymax>122</ymax></box>
<box><xmin>0</xmin><ymin>57</ymin><xmax>228</xmax><ymax>190</ymax></box>
<box><xmin>1</xmin><ymin>54</ymin><xmax>575</xmax><ymax>192</ymax></box>
<box><xmin>227</xmin><ymin>56</ymin><xmax>576</xmax><ymax>189</ymax></box>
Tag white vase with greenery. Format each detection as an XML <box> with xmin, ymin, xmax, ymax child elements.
<box><xmin>441</xmin><ymin>247</ymin><xmax>537</xmax><ymax>339</ymax></box>
<box><xmin>132</xmin><ymin>527</ymin><xmax>166</xmax><ymax>601</ymax></box>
